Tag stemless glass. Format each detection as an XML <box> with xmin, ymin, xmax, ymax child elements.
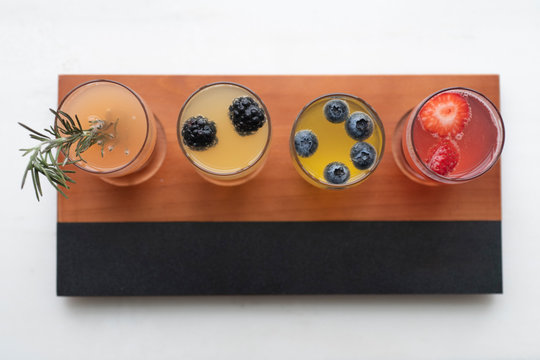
<box><xmin>392</xmin><ymin>87</ymin><xmax>504</xmax><ymax>185</ymax></box>
<box><xmin>290</xmin><ymin>93</ymin><xmax>385</xmax><ymax>189</ymax></box>
<box><xmin>57</xmin><ymin>79</ymin><xmax>167</xmax><ymax>186</ymax></box>
<box><xmin>177</xmin><ymin>82</ymin><xmax>271</xmax><ymax>186</ymax></box>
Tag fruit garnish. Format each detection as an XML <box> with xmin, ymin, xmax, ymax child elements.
<box><xmin>228</xmin><ymin>96</ymin><xmax>266</xmax><ymax>135</ymax></box>
<box><xmin>294</xmin><ymin>129</ymin><xmax>318</xmax><ymax>158</ymax></box>
<box><xmin>426</xmin><ymin>139</ymin><xmax>460</xmax><ymax>176</ymax></box>
<box><xmin>419</xmin><ymin>92</ymin><xmax>471</xmax><ymax>137</ymax></box>
<box><xmin>350</xmin><ymin>142</ymin><xmax>376</xmax><ymax>170</ymax></box>
<box><xmin>181</xmin><ymin>115</ymin><xmax>218</xmax><ymax>151</ymax></box>
<box><xmin>345</xmin><ymin>112</ymin><xmax>374</xmax><ymax>141</ymax></box>
<box><xmin>323</xmin><ymin>99</ymin><xmax>349</xmax><ymax>124</ymax></box>
<box><xmin>323</xmin><ymin>162</ymin><xmax>350</xmax><ymax>184</ymax></box>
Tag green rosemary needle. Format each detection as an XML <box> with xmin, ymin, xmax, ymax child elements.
<box><xmin>19</xmin><ymin>109</ymin><xmax>117</xmax><ymax>201</ymax></box>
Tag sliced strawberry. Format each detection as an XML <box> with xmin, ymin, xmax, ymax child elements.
<box><xmin>426</xmin><ymin>139</ymin><xmax>460</xmax><ymax>176</ymax></box>
<box><xmin>418</xmin><ymin>92</ymin><xmax>471</xmax><ymax>137</ymax></box>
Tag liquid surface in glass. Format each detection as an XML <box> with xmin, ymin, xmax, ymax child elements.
<box><xmin>59</xmin><ymin>81</ymin><xmax>148</xmax><ymax>172</ymax></box>
<box><xmin>410</xmin><ymin>89</ymin><xmax>502</xmax><ymax>179</ymax></box>
<box><xmin>179</xmin><ymin>84</ymin><xmax>269</xmax><ymax>175</ymax></box>
<box><xmin>292</xmin><ymin>95</ymin><xmax>384</xmax><ymax>187</ymax></box>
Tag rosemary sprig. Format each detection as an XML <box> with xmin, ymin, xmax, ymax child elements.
<box><xmin>19</xmin><ymin>109</ymin><xmax>117</xmax><ymax>201</ymax></box>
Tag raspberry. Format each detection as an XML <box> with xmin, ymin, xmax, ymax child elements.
<box><xmin>426</xmin><ymin>139</ymin><xmax>460</xmax><ymax>176</ymax></box>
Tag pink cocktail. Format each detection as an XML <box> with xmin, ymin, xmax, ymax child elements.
<box><xmin>392</xmin><ymin>87</ymin><xmax>504</xmax><ymax>185</ymax></box>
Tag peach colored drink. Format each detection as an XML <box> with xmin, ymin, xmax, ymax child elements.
<box><xmin>58</xmin><ymin>80</ymin><xmax>161</xmax><ymax>184</ymax></box>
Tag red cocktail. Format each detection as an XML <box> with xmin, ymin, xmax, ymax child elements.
<box><xmin>392</xmin><ymin>87</ymin><xmax>504</xmax><ymax>185</ymax></box>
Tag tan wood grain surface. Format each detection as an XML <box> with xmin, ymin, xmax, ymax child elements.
<box><xmin>57</xmin><ymin>75</ymin><xmax>501</xmax><ymax>223</ymax></box>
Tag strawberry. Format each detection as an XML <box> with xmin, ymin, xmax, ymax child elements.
<box><xmin>419</xmin><ymin>92</ymin><xmax>471</xmax><ymax>137</ymax></box>
<box><xmin>426</xmin><ymin>140</ymin><xmax>460</xmax><ymax>176</ymax></box>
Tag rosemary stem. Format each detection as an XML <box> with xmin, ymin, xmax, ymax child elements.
<box><xmin>19</xmin><ymin>109</ymin><xmax>117</xmax><ymax>201</ymax></box>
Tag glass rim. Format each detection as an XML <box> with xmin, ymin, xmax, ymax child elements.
<box><xmin>176</xmin><ymin>81</ymin><xmax>272</xmax><ymax>177</ymax></box>
<box><xmin>289</xmin><ymin>93</ymin><xmax>386</xmax><ymax>189</ymax></box>
<box><xmin>56</xmin><ymin>79</ymin><xmax>152</xmax><ymax>175</ymax></box>
<box><xmin>408</xmin><ymin>86</ymin><xmax>505</xmax><ymax>183</ymax></box>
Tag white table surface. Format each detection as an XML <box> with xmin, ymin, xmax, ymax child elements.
<box><xmin>1</xmin><ymin>0</ymin><xmax>539</xmax><ymax>358</ymax></box>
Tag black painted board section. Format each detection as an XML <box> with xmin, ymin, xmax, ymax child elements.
<box><xmin>57</xmin><ymin>221</ymin><xmax>502</xmax><ymax>296</ymax></box>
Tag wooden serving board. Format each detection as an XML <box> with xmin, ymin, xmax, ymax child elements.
<box><xmin>57</xmin><ymin>75</ymin><xmax>502</xmax><ymax>296</ymax></box>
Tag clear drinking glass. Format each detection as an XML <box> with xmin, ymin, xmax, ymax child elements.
<box><xmin>177</xmin><ymin>82</ymin><xmax>271</xmax><ymax>186</ymax></box>
<box><xmin>290</xmin><ymin>93</ymin><xmax>385</xmax><ymax>189</ymax></box>
<box><xmin>57</xmin><ymin>79</ymin><xmax>167</xmax><ymax>186</ymax></box>
<box><xmin>392</xmin><ymin>87</ymin><xmax>504</xmax><ymax>185</ymax></box>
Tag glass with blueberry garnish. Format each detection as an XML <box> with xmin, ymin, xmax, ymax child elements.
<box><xmin>290</xmin><ymin>94</ymin><xmax>385</xmax><ymax>189</ymax></box>
<box><xmin>177</xmin><ymin>82</ymin><xmax>271</xmax><ymax>185</ymax></box>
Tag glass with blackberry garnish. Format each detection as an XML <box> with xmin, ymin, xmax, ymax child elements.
<box><xmin>177</xmin><ymin>82</ymin><xmax>271</xmax><ymax>186</ymax></box>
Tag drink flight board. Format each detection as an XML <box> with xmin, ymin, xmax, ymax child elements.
<box><xmin>57</xmin><ymin>75</ymin><xmax>502</xmax><ymax>296</ymax></box>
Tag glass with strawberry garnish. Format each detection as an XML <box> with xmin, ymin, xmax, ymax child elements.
<box><xmin>392</xmin><ymin>87</ymin><xmax>504</xmax><ymax>185</ymax></box>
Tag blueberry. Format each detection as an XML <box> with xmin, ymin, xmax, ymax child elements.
<box><xmin>323</xmin><ymin>99</ymin><xmax>349</xmax><ymax>123</ymax></box>
<box><xmin>229</xmin><ymin>96</ymin><xmax>266</xmax><ymax>135</ymax></box>
<box><xmin>181</xmin><ymin>115</ymin><xmax>218</xmax><ymax>151</ymax></box>
<box><xmin>350</xmin><ymin>142</ymin><xmax>377</xmax><ymax>170</ymax></box>
<box><xmin>323</xmin><ymin>162</ymin><xmax>350</xmax><ymax>184</ymax></box>
<box><xmin>345</xmin><ymin>112</ymin><xmax>374</xmax><ymax>141</ymax></box>
<box><xmin>294</xmin><ymin>130</ymin><xmax>318</xmax><ymax>158</ymax></box>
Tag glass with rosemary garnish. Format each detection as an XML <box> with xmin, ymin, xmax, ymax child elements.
<box><xmin>56</xmin><ymin>79</ymin><xmax>166</xmax><ymax>186</ymax></box>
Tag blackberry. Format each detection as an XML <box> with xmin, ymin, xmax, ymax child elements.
<box><xmin>323</xmin><ymin>162</ymin><xmax>350</xmax><ymax>184</ymax></box>
<box><xmin>294</xmin><ymin>130</ymin><xmax>319</xmax><ymax>158</ymax></box>
<box><xmin>181</xmin><ymin>115</ymin><xmax>218</xmax><ymax>151</ymax></box>
<box><xmin>228</xmin><ymin>96</ymin><xmax>266</xmax><ymax>135</ymax></box>
<box><xmin>345</xmin><ymin>112</ymin><xmax>374</xmax><ymax>141</ymax></box>
<box><xmin>350</xmin><ymin>142</ymin><xmax>376</xmax><ymax>170</ymax></box>
<box><xmin>323</xmin><ymin>99</ymin><xmax>349</xmax><ymax>124</ymax></box>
